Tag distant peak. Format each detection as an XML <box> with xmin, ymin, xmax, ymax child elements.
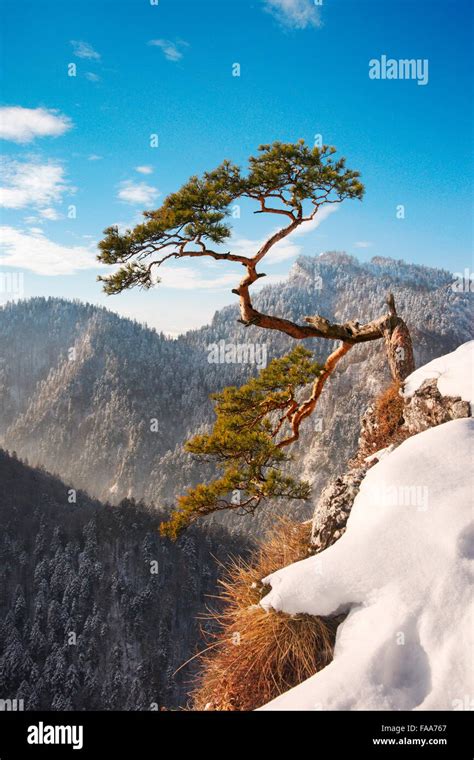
<box><xmin>291</xmin><ymin>252</ymin><xmax>359</xmax><ymax>274</ymax></box>
<box><xmin>316</xmin><ymin>251</ymin><xmax>358</xmax><ymax>265</ymax></box>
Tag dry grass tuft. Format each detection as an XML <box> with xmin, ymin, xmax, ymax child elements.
<box><xmin>191</xmin><ymin>519</ymin><xmax>340</xmax><ymax>711</ymax></box>
<box><xmin>353</xmin><ymin>381</ymin><xmax>409</xmax><ymax>466</ymax></box>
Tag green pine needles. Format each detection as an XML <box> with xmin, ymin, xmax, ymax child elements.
<box><xmin>160</xmin><ymin>346</ymin><xmax>323</xmax><ymax>539</ymax></box>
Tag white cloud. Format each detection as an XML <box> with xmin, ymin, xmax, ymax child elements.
<box><xmin>39</xmin><ymin>207</ymin><xmax>60</xmax><ymax>221</ymax></box>
<box><xmin>88</xmin><ymin>154</ymin><xmax>103</xmax><ymax>161</ymax></box>
<box><xmin>263</xmin><ymin>0</ymin><xmax>322</xmax><ymax>29</ymax></box>
<box><xmin>85</xmin><ymin>72</ymin><xmax>100</xmax><ymax>82</ymax></box>
<box><xmin>0</xmin><ymin>107</ymin><xmax>72</xmax><ymax>144</ymax></box>
<box><xmin>156</xmin><ymin>264</ymin><xmax>292</xmax><ymax>293</ymax></box>
<box><xmin>231</xmin><ymin>205</ymin><xmax>338</xmax><ymax>264</ymax></box>
<box><xmin>290</xmin><ymin>204</ymin><xmax>338</xmax><ymax>236</ymax></box>
<box><xmin>0</xmin><ymin>226</ymin><xmax>100</xmax><ymax>275</ymax></box>
<box><xmin>0</xmin><ymin>158</ymin><xmax>72</xmax><ymax>211</ymax></box>
<box><xmin>232</xmin><ymin>235</ymin><xmax>300</xmax><ymax>265</ymax></box>
<box><xmin>148</xmin><ymin>39</ymin><xmax>189</xmax><ymax>62</ymax></box>
<box><xmin>135</xmin><ymin>165</ymin><xmax>154</xmax><ymax>175</ymax></box>
<box><xmin>117</xmin><ymin>180</ymin><xmax>159</xmax><ymax>206</ymax></box>
<box><xmin>354</xmin><ymin>240</ymin><xmax>373</xmax><ymax>249</ymax></box>
<box><xmin>159</xmin><ymin>267</ymin><xmax>238</xmax><ymax>291</ymax></box>
<box><xmin>70</xmin><ymin>40</ymin><xmax>101</xmax><ymax>60</ymax></box>
<box><xmin>23</xmin><ymin>208</ymin><xmax>61</xmax><ymax>224</ymax></box>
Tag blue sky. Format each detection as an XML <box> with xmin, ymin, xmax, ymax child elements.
<box><xmin>0</xmin><ymin>0</ymin><xmax>472</xmax><ymax>334</ymax></box>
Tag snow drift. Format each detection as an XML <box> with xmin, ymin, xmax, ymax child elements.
<box><xmin>403</xmin><ymin>340</ymin><xmax>474</xmax><ymax>411</ymax></box>
<box><xmin>260</xmin><ymin>343</ymin><xmax>474</xmax><ymax>710</ymax></box>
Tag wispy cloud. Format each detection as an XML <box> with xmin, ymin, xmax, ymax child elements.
<box><xmin>87</xmin><ymin>154</ymin><xmax>103</xmax><ymax>161</ymax></box>
<box><xmin>354</xmin><ymin>240</ymin><xmax>373</xmax><ymax>249</ymax></box>
<box><xmin>0</xmin><ymin>106</ymin><xmax>72</xmax><ymax>144</ymax></box>
<box><xmin>159</xmin><ymin>267</ymin><xmax>238</xmax><ymax>291</ymax></box>
<box><xmin>117</xmin><ymin>180</ymin><xmax>159</xmax><ymax>206</ymax></box>
<box><xmin>0</xmin><ymin>226</ymin><xmax>99</xmax><ymax>275</ymax></box>
<box><xmin>85</xmin><ymin>72</ymin><xmax>100</xmax><ymax>82</ymax></box>
<box><xmin>135</xmin><ymin>165</ymin><xmax>154</xmax><ymax>175</ymax></box>
<box><xmin>39</xmin><ymin>207</ymin><xmax>60</xmax><ymax>221</ymax></box>
<box><xmin>230</xmin><ymin>235</ymin><xmax>300</xmax><ymax>265</ymax></box>
<box><xmin>70</xmin><ymin>40</ymin><xmax>101</xmax><ymax>60</ymax></box>
<box><xmin>290</xmin><ymin>205</ymin><xmax>339</xmax><ymax>236</ymax></box>
<box><xmin>231</xmin><ymin>205</ymin><xmax>338</xmax><ymax>264</ymax></box>
<box><xmin>148</xmin><ymin>39</ymin><xmax>189</xmax><ymax>62</ymax></box>
<box><xmin>263</xmin><ymin>0</ymin><xmax>322</xmax><ymax>30</ymax></box>
<box><xmin>0</xmin><ymin>158</ymin><xmax>73</xmax><ymax>212</ymax></box>
<box><xmin>159</xmin><ymin>263</ymin><xmax>294</xmax><ymax>293</ymax></box>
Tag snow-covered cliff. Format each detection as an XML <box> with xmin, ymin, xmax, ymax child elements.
<box><xmin>260</xmin><ymin>342</ymin><xmax>474</xmax><ymax>710</ymax></box>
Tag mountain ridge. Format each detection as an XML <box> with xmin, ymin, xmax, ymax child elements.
<box><xmin>1</xmin><ymin>252</ymin><xmax>472</xmax><ymax>537</ymax></box>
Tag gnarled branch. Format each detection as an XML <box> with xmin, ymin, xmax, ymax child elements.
<box><xmin>277</xmin><ymin>342</ymin><xmax>353</xmax><ymax>447</ymax></box>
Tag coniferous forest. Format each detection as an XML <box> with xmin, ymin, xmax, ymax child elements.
<box><xmin>0</xmin><ymin>448</ymin><xmax>248</xmax><ymax>710</ymax></box>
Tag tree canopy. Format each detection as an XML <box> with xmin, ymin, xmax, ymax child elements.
<box><xmin>99</xmin><ymin>140</ymin><xmax>414</xmax><ymax>537</ymax></box>
<box><xmin>97</xmin><ymin>140</ymin><xmax>363</xmax><ymax>297</ymax></box>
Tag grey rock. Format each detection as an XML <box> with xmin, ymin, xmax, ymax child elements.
<box><xmin>311</xmin><ymin>360</ymin><xmax>471</xmax><ymax>552</ymax></box>
<box><xmin>403</xmin><ymin>378</ymin><xmax>471</xmax><ymax>435</ymax></box>
<box><xmin>311</xmin><ymin>468</ymin><xmax>367</xmax><ymax>550</ymax></box>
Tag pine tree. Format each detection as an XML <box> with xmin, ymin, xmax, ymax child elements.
<box><xmin>99</xmin><ymin>140</ymin><xmax>415</xmax><ymax>536</ymax></box>
<box><xmin>161</xmin><ymin>346</ymin><xmax>321</xmax><ymax>537</ymax></box>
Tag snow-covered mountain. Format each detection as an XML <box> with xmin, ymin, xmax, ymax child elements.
<box><xmin>260</xmin><ymin>342</ymin><xmax>474</xmax><ymax>710</ymax></box>
<box><xmin>0</xmin><ymin>253</ymin><xmax>472</xmax><ymax>537</ymax></box>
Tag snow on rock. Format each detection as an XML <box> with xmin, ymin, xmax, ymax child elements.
<box><xmin>260</xmin><ymin>417</ymin><xmax>474</xmax><ymax>710</ymax></box>
<box><xmin>403</xmin><ymin>340</ymin><xmax>474</xmax><ymax>410</ymax></box>
<box><xmin>364</xmin><ymin>445</ymin><xmax>395</xmax><ymax>463</ymax></box>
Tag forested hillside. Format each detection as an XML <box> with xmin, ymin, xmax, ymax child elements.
<box><xmin>0</xmin><ymin>449</ymin><xmax>248</xmax><ymax>709</ymax></box>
